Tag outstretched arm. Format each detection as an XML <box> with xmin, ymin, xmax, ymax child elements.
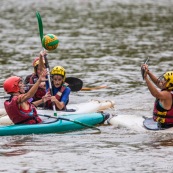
<box><xmin>18</xmin><ymin>69</ymin><xmax>47</xmax><ymax>103</ymax></box>
<box><xmin>141</xmin><ymin>64</ymin><xmax>161</xmax><ymax>88</ymax></box>
<box><xmin>143</xmin><ymin>66</ymin><xmax>170</xmax><ymax>100</ymax></box>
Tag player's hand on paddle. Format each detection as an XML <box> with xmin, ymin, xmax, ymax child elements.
<box><xmin>50</xmin><ymin>96</ymin><xmax>57</xmax><ymax>103</ymax></box>
<box><xmin>40</xmin><ymin>50</ymin><xmax>47</xmax><ymax>58</ymax></box>
<box><xmin>50</xmin><ymin>96</ymin><xmax>64</xmax><ymax>110</ymax></box>
<box><xmin>42</xmin><ymin>92</ymin><xmax>51</xmax><ymax>103</ymax></box>
<box><xmin>141</xmin><ymin>64</ymin><xmax>149</xmax><ymax>79</ymax></box>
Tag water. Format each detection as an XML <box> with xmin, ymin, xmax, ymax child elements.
<box><xmin>0</xmin><ymin>0</ymin><xmax>173</xmax><ymax>172</ymax></box>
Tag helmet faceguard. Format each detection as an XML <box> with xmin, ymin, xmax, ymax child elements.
<box><xmin>51</xmin><ymin>66</ymin><xmax>66</xmax><ymax>82</ymax></box>
<box><xmin>3</xmin><ymin>76</ymin><xmax>22</xmax><ymax>94</ymax></box>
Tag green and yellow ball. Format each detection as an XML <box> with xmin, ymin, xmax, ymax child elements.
<box><xmin>42</xmin><ymin>34</ymin><xmax>59</xmax><ymax>51</ymax></box>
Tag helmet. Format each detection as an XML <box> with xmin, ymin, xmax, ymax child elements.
<box><xmin>32</xmin><ymin>57</ymin><xmax>45</xmax><ymax>67</ymax></box>
<box><xmin>163</xmin><ymin>71</ymin><xmax>173</xmax><ymax>90</ymax></box>
<box><xmin>51</xmin><ymin>66</ymin><xmax>66</xmax><ymax>81</ymax></box>
<box><xmin>3</xmin><ymin>76</ymin><xmax>22</xmax><ymax>94</ymax></box>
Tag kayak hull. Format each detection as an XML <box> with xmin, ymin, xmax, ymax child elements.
<box><xmin>0</xmin><ymin>112</ymin><xmax>109</xmax><ymax>136</ymax></box>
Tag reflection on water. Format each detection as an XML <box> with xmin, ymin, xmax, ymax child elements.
<box><xmin>1</xmin><ymin>0</ymin><xmax>173</xmax><ymax>172</ymax></box>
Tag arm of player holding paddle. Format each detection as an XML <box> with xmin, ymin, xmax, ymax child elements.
<box><xmin>18</xmin><ymin>69</ymin><xmax>47</xmax><ymax>103</ymax></box>
<box><xmin>51</xmin><ymin>96</ymin><xmax>66</xmax><ymax>110</ymax></box>
<box><xmin>142</xmin><ymin>64</ymin><xmax>161</xmax><ymax>88</ymax></box>
<box><xmin>50</xmin><ymin>87</ymin><xmax>70</xmax><ymax>110</ymax></box>
<box><xmin>143</xmin><ymin>64</ymin><xmax>171</xmax><ymax>103</ymax></box>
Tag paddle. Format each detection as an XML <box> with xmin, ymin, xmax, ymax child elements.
<box><xmin>141</xmin><ymin>57</ymin><xmax>149</xmax><ymax>80</ymax></box>
<box><xmin>36</xmin><ymin>11</ymin><xmax>57</xmax><ymax>116</ymax></box>
<box><xmin>65</xmin><ymin>77</ymin><xmax>83</xmax><ymax>91</ymax></box>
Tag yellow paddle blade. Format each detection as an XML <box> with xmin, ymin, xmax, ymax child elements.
<box><xmin>81</xmin><ymin>86</ymin><xmax>108</xmax><ymax>91</ymax></box>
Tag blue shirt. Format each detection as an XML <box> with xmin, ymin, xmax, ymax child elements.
<box><xmin>46</xmin><ymin>81</ymin><xmax>71</xmax><ymax>105</ymax></box>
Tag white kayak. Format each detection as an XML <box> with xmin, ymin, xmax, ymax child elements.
<box><xmin>108</xmin><ymin>114</ymin><xmax>173</xmax><ymax>133</ymax></box>
<box><xmin>0</xmin><ymin>99</ymin><xmax>115</xmax><ymax>125</ymax></box>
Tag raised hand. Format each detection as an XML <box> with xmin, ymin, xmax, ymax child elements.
<box><xmin>141</xmin><ymin>64</ymin><xmax>149</xmax><ymax>79</ymax></box>
<box><xmin>40</xmin><ymin>50</ymin><xmax>47</xmax><ymax>57</ymax></box>
<box><xmin>38</xmin><ymin>69</ymin><xmax>48</xmax><ymax>83</ymax></box>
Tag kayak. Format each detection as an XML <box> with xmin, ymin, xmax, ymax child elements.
<box><xmin>108</xmin><ymin>114</ymin><xmax>173</xmax><ymax>133</ymax></box>
<box><xmin>0</xmin><ymin>99</ymin><xmax>115</xmax><ymax>125</ymax></box>
<box><xmin>0</xmin><ymin>112</ymin><xmax>109</xmax><ymax>136</ymax></box>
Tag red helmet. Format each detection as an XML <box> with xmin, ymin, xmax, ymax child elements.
<box><xmin>3</xmin><ymin>76</ymin><xmax>22</xmax><ymax>94</ymax></box>
<box><xmin>32</xmin><ymin>57</ymin><xmax>45</xmax><ymax>67</ymax></box>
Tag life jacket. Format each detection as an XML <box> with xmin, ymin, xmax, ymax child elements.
<box><xmin>4</xmin><ymin>96</ymin><xmax>42</xmax><ymax>124</ymax></box>
<box><xmin>27</xmin><ymin>73</ymin><xmax>46</xmax><ymax>101</ymax></box>
<box><xmin>45</xmin><ymin>84</ymin><xmax>68</xmax><ymax>110</ymax></box>
<box><xmin>153</xmin><ymin>93</ymin><xmax>173</xmax><ymax>124</ymax></box>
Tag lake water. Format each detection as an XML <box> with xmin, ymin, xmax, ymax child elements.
<box><xmin>0</xmin><ymin>0</ymin><xmax>173</xmax><ymax>172</ymax></box>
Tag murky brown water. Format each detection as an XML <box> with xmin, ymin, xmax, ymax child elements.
<box><xmin>1</xmin><ymin>0</ymin><xmax>173</xmax><ymax>172</ymax></box>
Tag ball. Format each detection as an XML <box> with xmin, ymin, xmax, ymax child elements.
<box><xmin>42</xmin><ymin>34</ymin><xmax>59</xmax><ymax>51</ymax></box>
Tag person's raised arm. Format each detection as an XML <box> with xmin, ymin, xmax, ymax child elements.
<box><xmin>144</xmin><ymin>67</ymin><xmax>170</xmax><ymax>100</ymax></box>
<box><xmin>141</xmin><ymin>64</ymin><xmax>161</xmax><ymax>88</ymax></box>
<box><xmin>18</xmin><ymin>69</ymin><xmax>47</xmax><ymax>103</ymax></box>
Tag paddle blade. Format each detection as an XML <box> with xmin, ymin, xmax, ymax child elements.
<box><xmin>143</xmin><ymin>118</ymin><xmax>161</xmax><ymax>130</ymax></box>
<box><xmin>65</xmin><ymin>77</ymin><xmax>83</xmax><ymax>92</ymax></box>
<box><xmin>141</xmin><ymin>67</ymin><xmax>145</xmax><ymax>80</ymax></box>
<box><xmin>81</xmin><ymin>86</ymin><xmax>108</xmax><ymax>91</ymax></box>
<box><xmin>36</xmin><ymin>11</ymin><xmax>43</xmax><ymax>42</ymax></box>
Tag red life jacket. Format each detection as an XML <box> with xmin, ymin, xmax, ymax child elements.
<box><xmin>153</xmin><ymin>94</ymin><xmax>173</xmax><ymax>124</ymax></box>
<box><xmin>28</xmin><ymin>73</ymin><xmax>46</xmax><ymax>101</ymax></box>
<box><xmin>4</xmin><ymin>96</ymin><xmax>42</xmax><ymax>124</ymax></box>
<box><xmin>45</xmin><ymin>84</ymin><xmax>67</xmax><ymax>110</ymax></box>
